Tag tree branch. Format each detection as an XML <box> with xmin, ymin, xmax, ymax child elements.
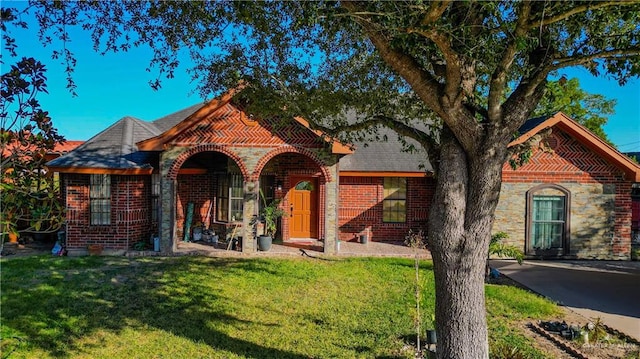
<box><xmin>551</xmin><ymin>47</ymin><xmax>640</xmax><ymax>71</ymax></box>
<box><xmin>313</xmin><ymin>114</ymin><xmax>441</xmax><ymax>165</ymax></box>
<box><xmin>487</xmin><ymin>1</ymin><xmax>531</xmax><ymax>121</ymax></box>
<box><xmin>421</xmin><ymin>1</ymin><xmax>451</xmax><ymax>26</ymax></box>
<box><xmin>506</xmin><ymin>127</ymin><xmax>553</xmax><ymax>167</ymax></box>
<box><xmin>341</xmin><ymin>1</ymin><xmax>445</xmax><ymax>118</ymax></box>
<box><xmin>527</xmin><ymin>1</ymin><xmax>638</xmax><ymax>29</ymax></box>
<box><xmin>406</xmin><ymin>28</ymin><xmax>463</xmax><ymax>104</ymax></box>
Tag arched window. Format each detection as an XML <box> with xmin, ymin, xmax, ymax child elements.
<box><xmin>295</xmin><ymin>180</ymin><xmax>314</xmax><ymax>191</ymax></box>
<box><xmin>526</xmin><ymin>184</ymin><xmax>571</xmax><ymax>256</ymax></box>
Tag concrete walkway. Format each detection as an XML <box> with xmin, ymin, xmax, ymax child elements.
<box><xmin>175</xmin><ymin>238</ymin><xmax>431</xmax><ymax>259</ymax></box>
<box><xmin>491</xmin><ymin>259</ymin><xmax>640</xmax><ymax>341</ymax></box>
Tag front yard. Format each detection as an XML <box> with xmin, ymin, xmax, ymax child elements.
<box><xmin>1</xmin><ymin>255</ymin><xmax>560</xmax><ymax>358</ymax></box>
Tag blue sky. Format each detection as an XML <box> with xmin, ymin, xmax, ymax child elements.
<box><xmin>3</xmin><ymin>6</ymin><xmax>640</xmax><ymax>152</ymax></box>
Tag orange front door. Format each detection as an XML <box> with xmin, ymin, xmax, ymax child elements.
<box><xmin>290</xmin><ymin>177</ymin><xmax>318</xmax><ymax>238</ymax></box>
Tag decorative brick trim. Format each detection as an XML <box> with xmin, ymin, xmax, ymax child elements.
<box><xmin>167</xmin><ymin>145</ymin><xmax>249</xmax><ymax>180</ymax></box>
<box><xmin>251</xmin><ymin>146</ymin><xmax>332</xmax><ymax>182</ymax></box>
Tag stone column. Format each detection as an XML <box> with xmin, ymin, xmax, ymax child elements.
<box><xmin>323</xmin><ymin>162</ymin><xmax>339</xmax><ymax>254</ymax></box>
<box><xmin>159</xmin><ymin>147</ymin><xmax>187</xmax><ymax>253</ymax></box>
<box><xmin>241</xmin><ymin>180</ymin><xmax>259</xmax><ymax>253</ymax></box>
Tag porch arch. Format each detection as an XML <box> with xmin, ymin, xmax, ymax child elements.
<box><xmin>167</xmin><ymin>144</ymin><xmax>250</xmax><ymax>181</ymax></box>
<box><xmin>251</xmin><ymin>145</ymin><xmax>333</xmax><ymax>182</ymax></box>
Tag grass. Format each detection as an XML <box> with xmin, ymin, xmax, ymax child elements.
<box><xmin>1</xmin><ymin>255</ymin><xmax>560</xmax><ymax>358</ymax></box>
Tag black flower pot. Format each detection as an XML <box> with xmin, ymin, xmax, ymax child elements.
<box><xmin>426</xmin><ymin>329</ymin><xmax>437</xmax><ymax>346</ymax></box>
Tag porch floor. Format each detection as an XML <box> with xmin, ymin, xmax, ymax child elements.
<box><xmin>175</xmin><ymin>239</ymin><xmax>431</xmax><ymax>259</ymax></box>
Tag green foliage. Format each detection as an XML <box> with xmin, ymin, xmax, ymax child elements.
<box><xmin>533</xmin><ymin>78</ymin><xmax>617</xmax><ymax>145</ymax></box>
<box><xmin>5</xmin><ymin>1</ymin><xmax>638</xmax><ymax>142</ymax></box>
<box><xmin>4</xmin><ymin>2</ymin><xmax>639</xmax><ymax>357</ymax></box>
<box><xmin>489</xmin><ymin>232</ymin><xmax>525</xmax><ymax>264</ymax></box>
<box><xmin>256</xmin><ymin>190</ymin><xmax>285</xmax><ymax>237</ymax></box>
<box><xmin>132</xmin><ymin>241</ymin><xmax>147</xmax><ymax>251</ymax></box>
<box><xmin>582</xmin><ymin>317</ymin><xmax>610</xmax><ymax>344</ymax></box>
<box><xmin>0</xmin><ymin>256</ymin><xmax>560</xmax><ymax>359</ymax></box>
<box><xmin>509</xmin><ymin>149</ymin><xmax>533</xmax><ymax>170</ymax></box>
<box><xmin>1</xmin><ymin>56</ymin><xmax>66</xmax><ymax>237</ymax></box>
<box><xmin>490</xmin><ymin>344</ymin><xmax>530</xmax><ymax>359</ymax></box>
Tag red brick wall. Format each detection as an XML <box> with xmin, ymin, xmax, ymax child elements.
<box><xmin>62</xmin><ymin>174</ymin><xmax>153</xmax><ymax>250</ymax></box>
<box><xmin>175</xmin><ymin>174</ymin><xmax>214</xmax><ymax>238</ymax></box>
<box><xmin>501</xmin><ymin>131</ymin><xmax>632</xmax><ymax>257</ymax></box>
<box><xmin>338</xmin><ymin>176</ymin><xmax>434</xmax><ymax>242</ymax></box>
<box><xmin>502</xmin><ymin>132</ymin><xmax>624</xmax><ymax>183</ymax></box>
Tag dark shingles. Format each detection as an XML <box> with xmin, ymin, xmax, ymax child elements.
<box><xmin>152</xmin><ymin>103</ymin><xmax>205</xmax><ymax>132</ymax></box>
<box><xmin>517</xmin><ymin>114</ymin><xmax>554</xmax><ymax>135</ymax></box>
<box><xmin>339</xmin><ymin>127</ymin><xmax>432</xmax><ymax>173</ymax></box>
<box><xmin>336</xmin><ymin>109</ymin><xmax>434</xmax><ymax>173</ymax></box>
<box><xmin>47</xmin><ymin>116</ymin><xmax>161</xmax><ymax>170</ymax></box>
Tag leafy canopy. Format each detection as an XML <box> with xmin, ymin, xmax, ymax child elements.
<box><xmin>534</xmin><ymin>78</ymin><xmax>617</xmax><ymax>144</ymax></box>
<box><xmin>3</xmin><ymin>2</ymin><xmax>638</xmax><ymax>156</ymax></box>
<box><xmin>1</xmin><ymin>57</ymin><xmax>66</xmax><ymax>235</ymax></box>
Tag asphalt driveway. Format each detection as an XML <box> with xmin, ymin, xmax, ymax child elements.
<box><xmin>491</xmin><ymin>259</ymin><xmax>640</xmax><ymax>341</ymax></box>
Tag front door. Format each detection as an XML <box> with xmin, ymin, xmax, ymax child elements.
<box><xmin>290</xmin><ymin>177</ymin><xmax>318</xmax><ymax>238</ymax></box>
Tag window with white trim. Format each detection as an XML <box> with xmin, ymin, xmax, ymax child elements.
<box><xmin>90</xmin><ymin>174</ymin><xmax>111</xmax><ymax>225</ymax></box>
<box><xmin>217</xmin><ymin>174</ymin><xmax>244</xmax><ymax>222</ymax></box>
<box><xmin>531</xmin><ymin>195</ymin><xmax>565</xmax><ymax>250</ymax></box>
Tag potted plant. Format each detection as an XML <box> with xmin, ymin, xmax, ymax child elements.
<box><xmin>256</xmin><ymin>198</ymin><xmax>285</xmax><ymax>251</ymax></box>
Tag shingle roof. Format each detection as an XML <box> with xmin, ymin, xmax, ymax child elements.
<box><xmin>336</xmin><ymin>109</ymin><xmax>433</xmax><ymax>173</ymax></box>
<box><xmin>339</xmin><ymin>126</ymin><xmax>432</xmax><ymax>173</ymax></box>
<box><xmin>517</xmin><ymin>114</ymin><xmax>552</xmax><ymax>135</ymax></box>
<box><xmin>47</xmin><ymin>105</ymin><xmax>580</xmax><ymax>177</ymax></box>
<box><xmin>152</xmin><ymin>102</ymin><xmax>207</xmax><ymax>132</ymax></box>
<box><xmin>47</xmin><ymin>116</ymin><xmax>161</xmax><ymax>170</ymax></box>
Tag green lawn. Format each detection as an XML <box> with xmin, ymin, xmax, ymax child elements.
<box><xmin>1</xmin><ymin>255</ymin><xmax>560</xmax><ymax>358</ymax></box>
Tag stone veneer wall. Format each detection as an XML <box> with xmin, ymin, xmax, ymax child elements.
<box><xmin>496</xmin><ymin>182</ymin><xmax>619</xmax><ymax>258</ymax></box>
<box><xmin>494</xmin><ymin>131</ymin><xmax>632</xmax><ymax>259</ymax></box>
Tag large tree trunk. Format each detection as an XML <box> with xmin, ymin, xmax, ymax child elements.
<box><xmin>427</xmin><ymin>128</ymin><xmax>505</xmax><ymax>359</ymax></box>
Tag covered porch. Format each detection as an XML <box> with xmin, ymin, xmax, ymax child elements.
<box><xmin>159</xmin><ymin>144</ymin><xmax>340</xmax><ymax>254</ymax></box>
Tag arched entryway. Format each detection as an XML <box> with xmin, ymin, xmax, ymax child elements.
<box><xmin>253</xmin><ymin>147</ymin><xmax>332</xmax><ymax>245</ymax></box>
<box><xmin>165</xmin><ymin>147</ymin><xmax>250</xmax><ymax>251</ymax></box>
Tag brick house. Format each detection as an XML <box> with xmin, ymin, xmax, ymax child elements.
<box><xmin>47</xmin><ymin>90</ymin><xmax>640</xmax><ymax>259</ymax></box>
<box><xmin>496</xmin><ymin>113</ymin><xmax>640</xmax><ymax>259</ymax></box>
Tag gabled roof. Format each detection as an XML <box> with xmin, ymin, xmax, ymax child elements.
<box><xmin>137</xmin><ymin>87</ymin><xmax>240</xmax><ymax>151</ymax></box>
<box><xmin>46</xmin><ymin>116</ymin><xmax>159</xmax><ymax>174</ymax></box>
<box><xmin>137</xmin><ymin>87</ymin><xmax>352</xmax><ymax>154</ymax></box>
<box><xmin>511</xmin><ymin>112</ymin><xmax>640</xmax><ymax>182</ymax></box>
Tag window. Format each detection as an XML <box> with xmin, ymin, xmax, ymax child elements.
<box><xmin>295</xmin><ymin>181</ymin><xmax>314</xmax><ymax>191</ymax></box>
<box><xmin>531</xmin><ymin>196</ymin><xmax>565</xmax><ymax>250</ymax></box>
<box><xmin>383</xmin><ymin>177</ymin><xmax>406</xmax><ymax>223</ymax></box>
<box><xmin>217</xmin><ymin>174</ymin><xmax>244</xmax><ymax>222</ymax></box>
<box><xmin>526</xmin><ymin>183</ymin><xmax>570</xmax><ymax>256</ymax></box>
<box><xmin>151</xmin><ymin>174</ymin><xmax>160</xmax><ymax>222</ymax></box>
<box><xmin>259</xmin><ymin>175</ymin><xmax>275</xmax><ymax>212</ymax></box>
<box><xmin>90</xmin><ymin>174</ymin><xmax>111</xmax><ymax>225</ymax></box>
